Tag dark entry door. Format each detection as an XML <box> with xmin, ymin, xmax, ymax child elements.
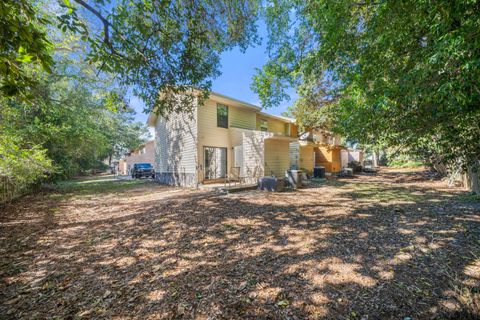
<box><xmin>204</xmin><ymin>147</ymin><xmax>227</xmax><ymax>180</ymax></box>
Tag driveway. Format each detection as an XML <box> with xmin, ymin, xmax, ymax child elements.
<box><xmin>0</xmin><ymin>169</ymin><xmax>479</xmax><ymax>319</ymax></box>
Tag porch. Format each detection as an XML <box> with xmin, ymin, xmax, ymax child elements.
<box><xmin>198</xmin><ymin>128</ymin><xmax>295</xmax><ymax>185</ymax></box>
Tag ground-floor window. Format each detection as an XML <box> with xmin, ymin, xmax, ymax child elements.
<box><xmin>204</xmin><ymin>147</ymin><xmax>227</xmax><ymax>180</ymax></box>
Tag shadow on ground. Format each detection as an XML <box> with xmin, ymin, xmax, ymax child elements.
<box><xmin>0</xmin><ymin>171</ymin><xmax>479</xmax><ymax>319</ymax></box>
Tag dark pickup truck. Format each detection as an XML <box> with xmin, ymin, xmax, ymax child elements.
<box><xmin>131</xmin><ymin>163</ymin><xmax>155</xmax><ymax>179</ymax></box>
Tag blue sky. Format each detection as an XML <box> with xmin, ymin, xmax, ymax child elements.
<box><xmin>131</xmin><ymin>23</ymin><xmax>297</xmax><ymax>124</ymax></box>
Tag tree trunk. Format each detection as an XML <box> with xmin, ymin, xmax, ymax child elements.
<box><xmin>108</xmin><ymin>154</ymin><xmax>112</xmax><ymax>166</ymax></box>
<box><xmin>465</xmin><ymin>161</ymin><xmax>480</xmax><ymax>195</ymax></box>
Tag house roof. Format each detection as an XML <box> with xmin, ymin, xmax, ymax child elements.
<box><xmin>209</xmin><ymin>91</ymin><xmax>261</xmax><ymax>112</ymax></box>
<box><xmin>146</xmin><ymin>91</ymin><xmax>295</xmax><ymax>126</ymax></box>
<box><xmin>257</xmin><ymin>112</ymin><xmax>295</xmax><ymax>123</ymax></box>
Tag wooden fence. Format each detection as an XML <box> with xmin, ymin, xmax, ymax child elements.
<box><xmin>0</xmin><ymin>176</ymin><xmax>26</xmax><ymax>205</ymax></box>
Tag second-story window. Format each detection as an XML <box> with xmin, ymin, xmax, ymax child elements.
<box><xmin>217</xmin><ymin>104</ymin><xmax>228</xmax><ymax>128</ymax></box>
<box><xmin>260</xmin><ymin>119</ymin><xmax>268</xmax><ymax>131</ymax></box>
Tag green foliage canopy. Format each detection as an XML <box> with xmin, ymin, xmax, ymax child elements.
<box><xmin>1</xmin><ymin>8</ymin><xmax>148</xmax><ymax>186</ymax></box>
<box><xmin>0</xmin><ymin>0</ymin><xmax>54</xmax><ymax>99</ymax></box>
<box><xmin>60</xmin><ymin>0</ymin><xmax>261</xmax><ymax>116</ymax></box>
<box><xmin>1</xmin><ymin>51</ymin><xmax>148</xmax><ymax>181</ymax></box>
<box><xmin>252</xmin><ymin>0</ymin><xmax>480</xmax><ymax>169</ymax></box>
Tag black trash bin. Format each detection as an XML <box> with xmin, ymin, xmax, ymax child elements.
<box><xmin>313</xmin><ymin>166</ymin><xmax>325</xmax><ymax>178</ymax></box>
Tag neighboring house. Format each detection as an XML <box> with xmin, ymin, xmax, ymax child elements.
<box><xmin>102</xmin><ymin>157</ymin><xmax>119</xmax><ymax>173</ymax></box>
<box><xmin>147</xmin><ymin>92</ymin><xmax>298</xmax><ymax>187</ymax></box>
<box><xmin>290</xmin><ymin>130</ymin><xmax>346</xmax><ymax>174</ymax></box>
<box><xmin>347</xmin><ymin>149</ymin><xmax>363</xmax><ymax>163</ymax></box>
<box><xmin>118</xmin><ymin>140</ymin><xmax>155</xmax><ymax>175</ymax></box>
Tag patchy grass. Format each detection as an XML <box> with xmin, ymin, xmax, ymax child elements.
<box><xmin>457</xmin><ymin>192</ymin><xmax>480</xmax><ymax>202</ymax></box>
<box><xmin>388</xmin><ymin>160</ymin><xmax>424</xmax><ymax>168</ymax></box>
<box><xmin>0</xmin><ymin>169</ymin><xmax>479</xmax><ymax>319</ymax></box>
<box><xmin>339</xmin><ymin>181</ymin><xmax>445</xmax><ymax>203</ymax></box>
<box><xmin>52</xmin><ymin>176</ymin><xmax>148</xmax><ymax>194</ymax></box>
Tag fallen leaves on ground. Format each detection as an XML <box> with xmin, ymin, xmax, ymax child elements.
<box><xmin>0</xmin><ymin>169</ymin><xmax>479</xmax><ymax>319</ymax></box>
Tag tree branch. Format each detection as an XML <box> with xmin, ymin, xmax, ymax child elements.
<box><xmin>353</xmin><ymin>1</ymin><xmax>385</xmax><ymax>6</ymax></box>
<box><xmin>72</xmin><ymin>0</ymin><xmax>113</xmax><ymax>47</ymax></box>
<box><xmin>71</xmin><ymin>0</ymin><xmax>148</xmax><ymax>62</ymax></box>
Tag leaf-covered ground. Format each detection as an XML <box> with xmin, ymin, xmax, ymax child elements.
<box><xmin>1</xmin><ymin>169</ymin><xmax>479</xmax><ymax>319</ymax></box>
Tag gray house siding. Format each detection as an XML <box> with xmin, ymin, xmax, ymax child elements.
<box><xmin>154</xmin><ymin>110</ymin><xmax>198</xmax><ymax>187</ymax></box>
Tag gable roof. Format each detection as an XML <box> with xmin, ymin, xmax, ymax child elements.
<box><xmin>257</xmin><ymin>112</ymin><xmax>295</xmax><ymax>123</ymax></box>
<box><xmin>209</xmin><ymin>91</ymin><xmax>261</xmax><ymax>112</ymax></box>
<box><xmin>146</xmin><ymin>91</ymin><xmax>295</xmax><ymax>126</ymax></box>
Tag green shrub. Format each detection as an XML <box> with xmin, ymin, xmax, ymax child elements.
<box><xmin>388</xmin><ymin>155</ymin><xmax>424</xmax><ymax>168</ymax></box>
<box><xmin>0</xmin><ymin>135</ymin><xmax>54</xmax><ymax>201</ymax></box>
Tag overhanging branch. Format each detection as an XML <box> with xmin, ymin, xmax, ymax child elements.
<box><xmin>71</xmin><ymin>0</ymin><xmax>148</xmax><ymax>62</ymax></box>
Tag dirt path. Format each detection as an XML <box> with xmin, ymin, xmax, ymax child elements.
<box><xmin>1</xmin><ymin>170</ymin><xmax>479</xmax><ymax>319</ymax></box>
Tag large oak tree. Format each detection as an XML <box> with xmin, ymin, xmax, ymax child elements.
<box><xmin>252</xmin><ymin>0</ymin><xmax>480</xmax><ymax>193</ymax></box>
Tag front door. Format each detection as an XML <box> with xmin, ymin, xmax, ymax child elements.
<box><xmin>204</xmin><ymin>147</ymin><xmax>227</xmax><ymax>180</ymax></box>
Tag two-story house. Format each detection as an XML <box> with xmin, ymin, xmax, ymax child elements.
<box><xmin>147</xmin><ymin>92</ymin><xmax>298</xmax><ymax>187</ymax></box>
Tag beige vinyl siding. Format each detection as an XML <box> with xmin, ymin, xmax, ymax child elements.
<box><xmin>197</xmin><ymin>100</ymin><xmax>259</xmax><ymax>181</ymax></box>
<box><xmin>256</xmin><ymin>115</ymin><xmax>289</xmax><ymax>135</ymax></box>
<box><xmin>290</xmin><ymin>123</ymin><xmax>298</xmax><ymax>138</ymax></box>
<box><xmin>154</xmin><ymin>110</ymin><xmax>197</xmax><ymax>175</ymax></box>
<box><xmin>299</xmin><ymin>145</ymin><xmax>315</xmax><ymax>172</ymax></box>
<box><xmin>256</xmin><ymin>117</ymin><xmax>267</xmax><ymax>131</ymax></box>
<box><xmin>264</xmin><ymin>139</ymin><xmax>290</xmax><ymax>177</ymax></box>
<box><xmin>197</xmin><ymin>99</ymin><xmax>233</xmax><ymax>181</ymax></box>
<box><xmin>268</xmin><ymin>118</ymin><xmax>287</xmax><ymax>135</ymax></box>
<box><xmin>230</xmin><ymin>106</ymin><xmax>256</xmax><ymax>130</ymax></box>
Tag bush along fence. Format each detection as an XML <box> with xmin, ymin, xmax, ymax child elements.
<box><xmin>0</xmin><ymin>175</ymin><xmax>28</xmax><ymax>205</ymax></box>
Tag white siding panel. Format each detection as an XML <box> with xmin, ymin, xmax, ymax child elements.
<box><xmin>154</xmin><ymin>109</ymin><xmax>198</xmax><ymax>185</ymax></box>
<box><xmin>234</xmin><ymin>145</ymin><xmax>244</xmax><ymax>175</ymax></box>
<box><xmin>341</xmin><ymin>150</ymin><xmax>349</xmax><ymax>168</ymax></box>
<box><xmin>300</xmin><ymin>145</ymin><xmax>315</xmax><ymax>172</ymax></box>
<box><xmin>241</xmin><ymin>130</ymin><xmax>270</xmax><ymax>183</ymax></box>
<box><xmin>155</xmin><ymin>117</ymin><xmax>169</xmax><ymax>172</ymax></box>
<box><xmin>289</xmin><ymin>142</ymin><xmax>300</xmax><ymax>169</ymax></box>
<box><xmin>348</xmin><ymin>150</ymin><xmax>363</xmax><ymax>163</ymax></box>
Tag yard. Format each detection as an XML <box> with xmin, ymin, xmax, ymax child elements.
<box><xmin>1</xmin><ymin>169</ymin><xmax>479</xmax><ymax>319</ymax></box>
